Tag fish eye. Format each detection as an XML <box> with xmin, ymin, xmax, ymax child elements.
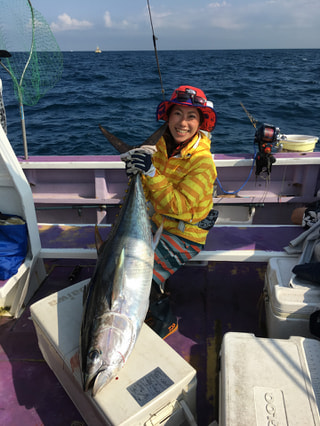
<box><xmin>89</xmin><ymin>349</ymin><xmax>100</xmax><ymax>361</ymax></box>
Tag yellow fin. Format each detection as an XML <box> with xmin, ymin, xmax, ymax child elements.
<box><xmin>152</xmin><ymin>222</ymin><xmax>163</xmax><ymax>251</ymax></box>
<box><xmin>95</xmin><ymin>224</ymin><xmax>104</xmax><ymax>252</ymax></box>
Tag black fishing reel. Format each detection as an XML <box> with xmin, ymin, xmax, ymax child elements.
<box><xmin>254</xmin><ymin>124</ymin><xmax>280</xmax><ymax>176</ymax></box>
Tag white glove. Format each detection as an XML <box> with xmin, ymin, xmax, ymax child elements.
<box><xmin>121</xmin><ymin>146</ymin><xmax>157</xmax><ymax>177</ymax></box>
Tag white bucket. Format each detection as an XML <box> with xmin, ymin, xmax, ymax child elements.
<box><xmin>279</xmin><ymin>134</ymin><xmax>318</xmax><ymax>152</ymax></box>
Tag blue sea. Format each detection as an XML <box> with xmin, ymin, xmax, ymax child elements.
<box><xmin>1</xmin><ymin>49</ymin><xmax>320</xmax><ymax>156</ymax></box>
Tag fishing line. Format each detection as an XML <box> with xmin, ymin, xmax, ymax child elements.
<box><xmin>147</xmin><ymin>0</ymin><xmax>165</xmax><ymax>100</ymax></box>
<box><xmin>215</xmin><ymin>147</ymin><xmax>257</xmax><ymax>195</ymax></box>
<box><xmin>145</xmin><ymin>6</ymin><xmax>258</xmax><ymax>197</ymax></box>
<box><xmin>216</xmin><ymin>102</ymin><xmax>266</xmax><ymax>195</ymax></box>
<box><xmin>240</xmin><ymin>102</ymin><xmax>258</xmax><ymax>129</ymax></box>
<box><xmin>216</xmin><ymin>101</ymin><xmax>259</xmax><ymax>195</ymax></box>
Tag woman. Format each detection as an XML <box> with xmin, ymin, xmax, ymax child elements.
<box><xmin>124</xmin><ymin>85</ymin><xmax>218</xmax><ymax>338</ymax></box>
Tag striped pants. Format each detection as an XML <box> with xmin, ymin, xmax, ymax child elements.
<box><xmin>151</xmin><ymin>221</ymin><xmax>203</xmax><ymax>291</ymax></box>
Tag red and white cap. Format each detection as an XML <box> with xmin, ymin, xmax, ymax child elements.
<box><xmin>156</xmin><ymin>85</ymin><xmax>217</xmax><ymax>132</ymax></box>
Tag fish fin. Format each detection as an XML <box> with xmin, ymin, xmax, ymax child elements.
<box><xmin>143</xmin><ymin>123</ymin><xmax>167</xmax><ymax>146</ymax></box>
<box><xmin>82</xmin><ymin>283</ymin><xmax>88</xmax><ymax>305</ymax></box>
<box><xmin>95</xmin><ymin>224</ymin><xmax>104</xmax><ymax>252</ymax></box>
<box><xmin>99</xmin><ymin>124</ymin><xmax>132</xmax><ymax>154</ymax></box>
<box><xmin>111</xmin><ymin>248</ymin><xmax>125</xmax><ymax>306</ymax></box>
<box><xmin>99</xmin><ymin>123</ymin><xmax>168</xmax><ymax>154</ymax></box>
<box><xmin>152</xmin><ymin>221</ymin><xmax>164</xmax><ymax>251</ymax></box>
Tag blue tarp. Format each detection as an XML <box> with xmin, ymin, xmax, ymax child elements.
<box><xmin>0</xmin><ymin>213</ymin><xmax>28</xmax><ymax>280</ymax></box>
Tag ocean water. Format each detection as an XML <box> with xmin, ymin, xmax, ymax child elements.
<box><xmin>1</xmin><ymin>49</ymin><xmax>319</xmax><ymax>156</ymax></box>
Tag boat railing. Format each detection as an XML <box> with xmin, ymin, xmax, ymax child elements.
<box><xmin>20</xmin><ymin>153</ymin><xmax>320</xmax><ymax>225</ymax></box>
<box><xmin>18</xmin><ymin>153</ymin><xmax>318</xmax><ymax>265</ymax></box>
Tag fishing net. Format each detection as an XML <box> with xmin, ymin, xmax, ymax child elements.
<box><xmin>0</xmin><ymin>78</ymin><xmax>7</xmax><ymax>133</ymax></box>
<box><xmin>0</xmin><ymin>0</ymin><xmax>63</xmax><ymax>106</ymax></box>
<box><xmin>0</xmin><ymin>0</ymin><xmax>63</xmax><ymax>158</ymax></box>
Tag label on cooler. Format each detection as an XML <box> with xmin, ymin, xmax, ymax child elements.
<box><xmin>254</xmin><ymin>387</ymin><xmax>288</xmax><ymax>425</ymax></box>
<box><xmin>127</xmin><ymin>367</ymin><xmax>174</xmax><ymax>406</ymax></box>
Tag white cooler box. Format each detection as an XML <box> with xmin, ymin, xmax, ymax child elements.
<box><xmin>30</xmin><ymin>280</ymin><xmax>197</xmax><ymax>426</ymax></box>
<box><xmin>264</xmin><ymin>256</ymin><xmax>320</xmax><ymax>339</ymax></box>
<box><xmin>219</xmin><ymin>332</ymin><xmax>320</xmax><ymax>425</ymax></box>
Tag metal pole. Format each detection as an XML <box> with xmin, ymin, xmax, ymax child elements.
<box><xmin>19</xmin><ymin>96</ymin><xmax>28</xmax><ymax>159</ymax></box>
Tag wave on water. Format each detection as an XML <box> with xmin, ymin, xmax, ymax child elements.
<box><xmin>1</xmin><ymin>49</ymin><xmax>319</xmax><ymax>156</ymax></box>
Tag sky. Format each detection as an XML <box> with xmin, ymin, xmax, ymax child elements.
<box><xmin>29</xmin><ymin>0</ymin><xmax>320</xmax><ymax>51</ymax></box>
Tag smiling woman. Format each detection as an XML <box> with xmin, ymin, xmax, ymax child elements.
<box><xmin>120</xmin><ymin>84</ymin><xmax>218</xmax><ymax>338</ymax></box>
<box><xmin>167</xmin><ymin>105</ymin><xmax>201</xmax><ymax>147</ymax></box>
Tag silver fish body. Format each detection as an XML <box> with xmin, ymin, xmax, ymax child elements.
<box><xmin>80</xmin><ymin>174</ymin><xmax>154</xmax><ymax>396</ymax></box>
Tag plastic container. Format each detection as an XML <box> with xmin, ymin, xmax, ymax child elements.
<box><xmin>219</xmin><ymin>332</ymin><xmax>320</xmax><ymax>426</ymax></box>
<box><xmin>30</xmin><ymin>280</ymin><xmax>197</xmax><ymax>426</ymax></box>
<box><xmin>279</xmin><ymin>135</ymin><xmax>318</xmax><ymax>152</ymax></box>
<box><xmin>264</xmin><ymin>257</ymin><xmax>320</xmax><ymax>339</ymax></box>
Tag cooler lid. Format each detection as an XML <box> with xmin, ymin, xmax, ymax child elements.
<box><xmin>266</xmin><ymin>257</ymin><xmax>320</xmax><ymax>316</ymax></box>
<box><xmin>220</xmin><ymin>332</ymin><xmax>320</xmax><ymax>425</ymax></box>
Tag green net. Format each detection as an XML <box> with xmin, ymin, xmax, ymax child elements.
<box><xmin>0</xmin><ymin>0</ymin><xmax>63</xmax><ymax>106</ymax></box>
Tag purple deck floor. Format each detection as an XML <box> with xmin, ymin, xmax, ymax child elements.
<box><xmin>0</xmin><ymin>222</ymin><xmax>304</xmax><ymax>425</ymax></box>
<box><xmin>38</xmin><ymin>223</ymin><xmax>303</xmax><ymax>253</ymax></box>
<box><xmin>0</xmin><ymin>256</ymin><xmax>267</xmax><ymax>426</ymax></box>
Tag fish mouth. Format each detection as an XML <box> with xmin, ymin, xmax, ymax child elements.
<box><xmin>92</xmin><ymin>369</ymin><xmax>114</xmax><ymax>396</ymax></box>
<box><xmin>83</xmin><ymin>369</ymin><xmax>114</xmax><ymax>396</ymax></box>
<box><xmin>83</xmin><ymin>372</ymin><xmax>96</xmax><ymax>393</ymax></box>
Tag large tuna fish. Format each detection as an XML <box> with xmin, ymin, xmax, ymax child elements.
<box><xmin>80</xmin><ymin>124</ymin><xmax>166</xmax><ymax>396</ymax></box>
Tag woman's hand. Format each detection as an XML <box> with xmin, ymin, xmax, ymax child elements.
<box><xmin>121</xmin><ymin>146</ymin><xmax>157</xmax><ymax>177</ymax></box>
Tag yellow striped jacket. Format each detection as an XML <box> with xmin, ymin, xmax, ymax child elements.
<box><xmin>142</xmin><ymin>131</ymin><xmax>217</xmax><ymax>244</ymax></box>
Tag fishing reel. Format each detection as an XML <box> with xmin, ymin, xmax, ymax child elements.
<box><xmin>254</xmin><ymin>124</ymin><xmax>280</xmax><ymax>176</ymax></box>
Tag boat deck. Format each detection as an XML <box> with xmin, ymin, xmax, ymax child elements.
<box><xmin>0</xmin><ymin>148</ymin><xmax>316</xmax><ymax>425</ymax></box>
<box><xmin>0</xmin><ymin>255</ymin><xmax>267</xmax><ymax>425</ymax></box>
<box><xmin>37</xmin><ymin>223</ymin><xmax>303</xmax><ymax>262</ymax></box>
<box><xmin>0</xmin><ymin>217</ymin><xmax>306</xmax><ymax>425</ymax></box>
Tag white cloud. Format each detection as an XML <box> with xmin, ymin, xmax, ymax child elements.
<box><xmin>208</xmin><ymin>1</ymin><xmax>228</xmax><ymax>8</ymax></box>
<box><xmin>280</xmin><ymin>0</ymin><xmax>320</xmax><ymax>27</ymax></box>
<box><xmin>48</xmin><ymin>1</ymin><xmax>319</xmax><ymax>50</ymax></box>
<box><xmin>205</xmin><ymin>0</ymin><xmax>320</xmax><ymax>32</ymax></box>
<box><xmin>149</xmin><ymin>0</ymin><xmax>319</xmax><ymax>35</ymax></box>
<box><xmin>151</xmin><ymin>10</ymin><xmax>190</xmax><ymax>30</ymax></box>
<box><xmin>50</xmin><ymin>13</ymin><xmax>93</xmax><ymax>32</ymax></box>
<box><xmin>103</xmin><ymin>11</ymin><xmax>135</xmax><ymax>30</ymax></box>
<box><xmin>104</xmin><ymin>11</ymin><xmax>112</xmax><ymax>28</ymax></box>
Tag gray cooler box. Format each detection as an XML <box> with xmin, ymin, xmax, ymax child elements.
<box><xmin>264</xmin><ymin>256</ymin><xmax>320</xmax><ymax>339</ymax></box>
<box><xmin>30</xmin><ymin>280</ymin><xmax>197</xmax><ymax>426</ymax></box>
<box><xmin>219</xmin><ymin>332</ymin><xmax>320</xmax><ymax>425</ymax></box>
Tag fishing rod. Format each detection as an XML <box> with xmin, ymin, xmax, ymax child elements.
<box><xmin>217</xmin><ymin>102</ymin><xmax>280</xmax><ymax>195</ymax></box>
<box><xmin>240</xmin><ymin>101</ymin><xmax>258</xmax><ymax>129</ymax></box>
<box><xmin>147</xmin><ymin>0</ymin><xmax>165</xmax><ymax>100</ymax></box>
<box><xmin>240</xmin><ymin>102</ymin><xmax>280</xmax><ymax>177</ymax></box>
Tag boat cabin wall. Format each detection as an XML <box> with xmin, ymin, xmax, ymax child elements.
<box><xmin>23</xmin><ymin>166</ymin><xmax>127</xmax><ymax>224</ymax></box>
<box><xmin>0</xmin><ymin>157</ymin><xmax>26</xmax><ymax>218</ymax></box>
<box><xmin>20</xmin><ymin>153</ymin><xmax>320</xmax><ymax>226</ymax></box>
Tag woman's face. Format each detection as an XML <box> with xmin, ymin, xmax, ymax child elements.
<box><xmin>168</xmin><ymin>105</ymin><xmax>201</xmax><ymax>144</ymax></box>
